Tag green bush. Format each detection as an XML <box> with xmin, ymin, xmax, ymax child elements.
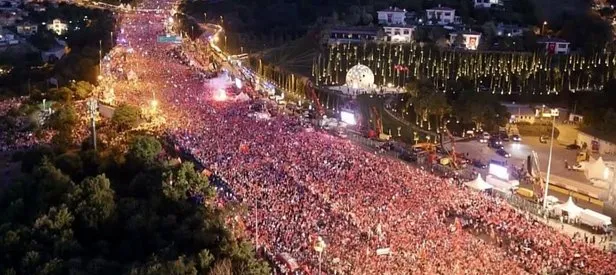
<box><xmin>517</xmin><ymin>123</ymin><xmax>560</xmax><ymax>139</ymax></box>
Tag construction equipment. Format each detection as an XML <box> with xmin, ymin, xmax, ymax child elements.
<box><xmin>305</xmin><ymin>81</ymin><xmax>324</xmax><ymax>117</ymax></box>
<box><xmin>369</xmin><ymin>106</ymin><xmax>384</xmax><ymax>138</ymax></box>
<box><xmin>530</xmin><ymin>151</ymin><xmax>544</xmax><ymax>201</ymax></box>
<box><xmin>439</xmin><ymin>125</ymin><xmax>459</xmax><ymax>169</ymax></box>
<box><xmin>576</xmin><ymin>150</ymin><xmax>590</xmax><ymax>163</ymax></box>
<box><xmin>412</xmin><ymin>143</ymin><xmax>437</xmax><ymax>153</ymax></box>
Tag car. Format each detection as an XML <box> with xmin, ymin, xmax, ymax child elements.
<box><xmin>489</xmin><ymin>139</ymin><xmax>504</xmax><ymax>149</ymax></box>
<box><xmin>570</xmin><ymin>163</ymin><xmax>585</xmax><ymax>171</ymax></box>
<box><xmin>472</xmin><ymin>159</ymin><xmax>487</xmax><ymax>169</ymax></box>
<box><xmin>496</xmin><ymin>148</ymin><xmax>511</xmax><ymax>158</ymax></box>
<box><xmin>566</xmin><ymin>144</ymin><xmax>581</xmax><ymax>150</ymax></box>
<box><xmin>511</xmin><ymin>134</ymin><xmax>521</xmax><ymax>142</ymax></box>
<box><xmin>539</xmin><ymin>135</ymin><xmax>549</xmax><ymax>143</ymax></box>
<box><xmin>499</xmin><ymin>133</ymin><xmax>510</xmax><ymax>142</ymax></box>
<box><xmin>481</xmin><ymin>132</ymin><xmax>490</xmax><ymax>140</ymax></box>
<box><xmin>478</xmin><ymin>136</ymin><xmax>488</xmax><ymax>143</ymax></box>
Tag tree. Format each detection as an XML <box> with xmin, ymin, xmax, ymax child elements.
<box><xmin>127</xmin><ymin>136</ymin><xmax>162</xmax><ymax>167</ymax></box>
<box><xmin>452</xmin><ymin>34</ymin><xmax>465</xmax><ymax>48</ymax></box>
<box><xmin>69</xmin><ymin>175</ymin><xmax>116</xmax><ymax>229</ymax></box>
<box><xmin>162</xmin><ymin>162</ymin><xmax>214</xmax><ymax>201</ymax></box>
<box><xmin>111</xmin><ymin>103</ymin><xmax>141</xmax><ymax>131</ymax></box>
<box><xmin>70</xmin><ymin>81</ymin><xmax>94</xmax><ymax>100</ymax></box>
<box><xmin>48</xmin><ymin>104</ymin><xmax>78</xmax><ymax>133</ymax></box>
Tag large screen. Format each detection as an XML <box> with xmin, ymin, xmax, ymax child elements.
<box><xmin>340</xmin><ymin>111</ymin><xmax>357</xmax><ymax>125</ymax></box>
<box><xmin>489</xmin><ymin>163</ymin><xmax>509</xmax><ymax>180</ymax></box>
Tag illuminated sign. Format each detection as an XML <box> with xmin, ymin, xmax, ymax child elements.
<box><xmin>340</xmin><ymin>111</ymin><xmax>357</xmax><ymax>125</ymax></box>
<box><xmin>489</xmin><ymin>163</ymin><xmax>509</xmax><ymax>180</ymax></box>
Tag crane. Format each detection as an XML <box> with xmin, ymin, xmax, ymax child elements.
<box><xmin>370</xmin><ymin>106</ymin><xmax>383</xmax><ymax>137</ymax></box>
<box><xmin>306</xmin><ymin>80</ymin><xmax>324</xmax><ymax>117</ymax></box>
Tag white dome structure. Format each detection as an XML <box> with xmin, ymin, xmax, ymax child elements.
<box><xmin>345</xmin><ymin>64</ymin><xmax>374</xmax><ymax>89</ymax></box>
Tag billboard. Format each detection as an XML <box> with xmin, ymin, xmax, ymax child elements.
<box><xmin>489</xmin><ymin>163</ymin><xmax>509</xmax><ymax>181</ymax></box>
<box><xmin>340</xmin><ymin>111</ymin><xmax>357</xmax><ymax>125</ymax></box>
<box><xmin>157</xmin><ymin>35</ymin><xmax>182</xmax><ymax>44</ymax></box>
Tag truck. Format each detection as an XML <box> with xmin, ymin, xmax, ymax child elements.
<box><xmin>577</xmin><ymin>209</ymin><xmax>613</xmax><ymax>233</ymax></box>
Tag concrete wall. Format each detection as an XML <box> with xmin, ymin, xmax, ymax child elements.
<box><xmin>577</xmin><ymin>131</ymin><xmax>616</xmax><ymax>155</ymax></box>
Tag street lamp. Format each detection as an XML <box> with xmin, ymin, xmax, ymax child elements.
<box><xmin>542</xmin><ymin>21</ymin><xmax>547</xmax><ymax>35</ymax></box>
<box><xmin>313</xmin><ymin>236</ymin><xmax>326</xmax><ymax>275</ymax></box>
<box><xmin>543</xmin><ymin>114</ymin><xmax>556</xmax><ymax>209</ymax></box>
<box><xmin>203</xmin><ymin>12</ymin><xmax>206</xmax><ymax>21</ymax></box>
<box><xmin>86</xmin><ymin>98</ymin><xmax>98</xmax><ymax>151</ymax></box>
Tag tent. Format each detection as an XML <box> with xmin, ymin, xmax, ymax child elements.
<box><xmin>553</xmin><ymin>196</ymin><xmax>583</xmax><ymax>218</ymax></box>
<box><xmin>585</xmin><ymin>157</ymin><xmax>609</xmax><ymax>181</ymax></box>
<box><xmin>486</xmin><ymin>174</ymin><xmax>519</xmax><ymax>193</ymax></box>
<box><xmin>235</xmin><ymin>92</ymin><xmax>250</xmax><ymax>102</ymax></box>
<box><xmin>464</xmin><ymin>174</ymin><xmax>493</xmax><ymax>191</ymax></box>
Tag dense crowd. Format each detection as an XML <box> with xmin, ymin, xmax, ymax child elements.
<box><xmin>0</xmin><ymin>97</ymin><xmax>53</xmax><ymax>152</ymax></box>
<box><xmin>96</xmin><ymin>0</ymin><xmax>616</xmax><ymax>273</ymax></box>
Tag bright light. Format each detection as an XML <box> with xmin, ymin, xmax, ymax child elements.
<box><xmin>235</xmin><ymin>78</ymin><xmax>242</xmax><ymax>89</ymax></box>
<box><xmin>213</xmin><ymin>89</ymin><xmax>227</xmax><ymax>101</ymax></box>
<box><xmin>340</xmin><ymin>111</ymin><xmax>357</xmax><ymax>125</ymax></box>
<box><xmin>150</xmin><ymin>99</ymin><xmax>158</xmax><ymax>108</ymax></box>
<box><xmin>489</xmin><ymin>163</ymin><xmax>509</xmax><ymax>180</ymax></box>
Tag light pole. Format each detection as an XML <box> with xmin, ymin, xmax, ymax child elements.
<box><xmin>543</xmin><ymin>114</ymin><xmax>556</xmax><ymax>209</ymax></box>
<box><xmin>542</xmin><ymin>21</ymin><xmax>547</xmax><ymax>35</ymax></box>
<box><xmin>255</xmin><ymin>200</ymin><xmax>259</xmax><ymax>251</ymax></box>
<box><xmin>203</xmin><ymin>12</ymin><xmax>206</xmax><ymax>21</ymax></box>
<box><xmin>99</xmin><ymin>40</ymin><xmax>102</xmax><ymax>74</ymax></box>
<box><xmin>86</xmin><ymin>98</ymin><xmax>98</xmax><ymax>151</ymax></box>
<box><xmin>313</xmin><ymin>236</ymin><xmax>326</xmax><ymax>275</ymax></box>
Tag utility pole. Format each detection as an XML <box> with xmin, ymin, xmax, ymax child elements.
<box><xmin>543</xmin><ymin>115</ymin><xmax>556</xmax><ymax>209</ymax></box>
<box><xmin>86</xmin><ymin>98</ymin><xmax>98</xmax><ymax>151</ymax></box>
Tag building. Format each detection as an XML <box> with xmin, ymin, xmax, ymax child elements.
<box><xmin>496</xmin><ymin>23</ymin><xmax>526</xmax><ymax>37</ymax></box>
<box><xmin>46</xmin><ymin>19</ymin><xmax>68</xmax><ymax>35</ymax></box>
<box><xmin>0</xmin><ymin>10</ymin><xmax>20</xmax><ymax>27</ymax></box>
<box><xmin>382</xmin><ymin>25</ymin><xmax>415</xmax><ymax>43</ymax></box>
<box><xmin>377</xmin><ymin>7</ymin><xmax>407</xmax><ymax>26</ymax></box>
<box><xmin>41</xmin><ymin>38</ymin><xmax>66</xmax><ymax>62</ymax></box>
<box><xmin>449</xmin><ymin>30</ymin><xmax>481</xmax><ymax>50</ymax></box>
<box><xmin>537</xmin><ymin>37</ymin><xmax>570</xmax><ymax>54</ymax></box>
<box><xmin>503</xmin><ymin>103</ymin><xmax>536</xmax><ymax>124</ymax></box>
<box><xmin>577</xmin><ymin>129</ymin><xmax>616</xmax><ymax>155</ymax></box>
<box><xmin>327</xmin><ymin>26</ymin><xmax>382</xmax><ymax>45</ymax></box>
<box><xmin>0</xmin><ymin>29</ymin><xmax>19</xmax><ymax>46</ymax></box>
<box><xmin>474</xmin><ymin>0</ymin><xmax>502</xmax><ymax>8</ymax></box>
<box><xmin>16</xmin><ymin>21</ymin><xmax>38</xmax><ymax>35</ymax></box>
<box><xmin>426</xmin><ymin>6</ymin><xmax>456</xmax><ymax>25</ymax></box>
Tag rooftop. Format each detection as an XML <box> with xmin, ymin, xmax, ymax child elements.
<box><xmin>379</xmin><ymin>7</ymin><xmax>406</xmax><ymax>13</ymax></box>
<box><xmin>382</xmin><ymin>24</ymin><xmax>415</xmax><ymax>28</ymax></box>
<box><xmin>537</xmin><ymin>37</ymin><xmax>569</xmax><ymax>44</ymax></box>
<box><xmin>330</xmin><ymin>26</ymin><xmax>380</xmax><ymax>34</ymax></box>
<box><xmin>427</xmin><ymin>5</ymin><xmax>455</xmax><ymax>11</ymax></box>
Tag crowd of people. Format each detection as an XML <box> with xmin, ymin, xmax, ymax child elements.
<box><xmin>95</xmin><ymin>0</ymin><xmax>616</xmax><ymax>273</ymax></box>
<box><xmin>0</xmin><ymin>97</ymin><xmax>53</xmax><ymax>152</ymax></box>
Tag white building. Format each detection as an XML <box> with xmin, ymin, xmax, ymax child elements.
<box><xmin>577</xmin><ymin>130</ymin><xmax>616</xmax><ymax>155</ymax></box>
<box><xmin>449</xmin><ymin>31</ymin><xmax>481</xmax><ymax>50</ymax></box>
<box><xmin>0</xmin><ymin>29</ymin><xmax>19</xmax><ymax>46</ymax></box>
<box><xmin>16</xmin><ymin>21</ymin><xmax>38</xmax><ymax>35</ymax></box>
<box><xmin>496</xmin><ymin>23</ymin><xmax>526</xmax><ymax>37</ymax></box>
<box><xmin>426</xmin><ymin>6</ymin><xmax>455</xmax><ymax>25</ymax></box>
<box><xmin>382</xmin><ymin>25</ymin><xmax>415</xmax><ymax>43</ymax></box>
<box><xmin>377</xmin><ymin>7</ymin><xmax>407</xmax><ymax>26</ymax></box>
<box><xmin>538</xmin><ymin>37</ymin><xmax>570</xmax><ymax>54</ymax></box>
<box><xmin>474</xmin><ymin>0</ymin><xmax>502</xmax><ymax>8</ymax></box>
<box><xmin>46</xmin><ymin>19</ymin><xmax>68</xmax><ymax>35</ymax></box>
